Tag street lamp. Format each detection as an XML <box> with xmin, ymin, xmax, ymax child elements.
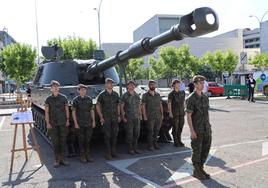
<box><xmin>34</xmin><ymin>0</ymin><xmax>40</xmax><ymax>64</ymax></box>
<box><xmin>93</xmin><ymin>0</ymin><xmax>103</xmax><ymax>50</ymax></box>
<box><xmin>249</xmin><ymin>11</ymin><xmax>268</xmax><ymax>53</ymax></box>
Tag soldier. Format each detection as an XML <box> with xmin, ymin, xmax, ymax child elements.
<box><xmin>168</xmin><ymin>79</ymin><xmax>185</xmax><ymax>147</ymax></box>
<box><xmin>186</xmin><ymin>75</ymin><xmax>212</xmax><ymax>180</ymax></box>
<box><xmin>142</xmin><ymin>80</ymin><xmax>164</xmax><ymax>151</ymax></box>
<box><xmin>72</xmin><ymin>84</ymin><xmax>95</xmax><ymax>163</ymax></box>
<box><xmin>121</xmin><ymin>80</ymin><xmax>142</xmax><ymax>155</ymax></box>
<box><xmin>45</xmin><ymin>80</ymin><xmax>70</xmax><ymax>168</ymax></box>
<box><xmin>96</xmin><ymin>78</ymin><xmax>121</xmax><ymax>160</ymax></box>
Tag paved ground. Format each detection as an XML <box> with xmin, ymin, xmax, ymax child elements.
<box><xmin>0</xmin><ymin>98</ymin><xmax>268</xmax><ymax>188</ymax></box>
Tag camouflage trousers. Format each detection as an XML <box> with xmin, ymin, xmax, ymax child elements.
<box><xmin>102</xmin><ymin>119</ymin><xmax>119</xmax><ymax>152</ymax></box>
<box><xmin>124</xmin><ymin>118</ymin><xmax>140</xmax><ymax>144</ymax></box>
<box><xmin>191</xmin><ymin>131</ymin><xmax>212</xmax><ymax>166</ymax></box>
<box><xmin>77</xmin><ymin>126</ymin><xmax>93</xmax><ymax>157</ymax></box>
<box><xmin>147</xmin><ymin>117</ymin><xmax>162</xmax><ymax>144</ymax></box>
<box><xmin>48</xmin><ymin>125</ymin><xmax>67</xmax><ymax>156</ymax></box>
<box><xmin>171</xmin><ymin>116</ymin><xmax>185</xmax><ymax>143</ymax></box>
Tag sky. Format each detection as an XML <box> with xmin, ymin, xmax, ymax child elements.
<box><xmin>0</xmin><ymin>0</ymin><xmax>267</xmax><ymax>50</ymax></box>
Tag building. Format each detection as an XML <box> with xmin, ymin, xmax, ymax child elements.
<box><xmin>0</xmin><ymin>30</ymin><xmax>16</xmax><ymax>93</ymax></box>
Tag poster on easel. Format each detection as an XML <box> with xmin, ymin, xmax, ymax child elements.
<box><xmin>11</xmin><ymin>111</ymin><xmax>34</xmax><ymax>124</ymax></box>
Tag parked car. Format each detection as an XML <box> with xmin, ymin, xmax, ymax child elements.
<box><xmin>208</xmin><ymin>82</ymin><xmax>224</xmax><ymax>96</ymax></box>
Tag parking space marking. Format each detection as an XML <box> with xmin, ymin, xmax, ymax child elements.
<box><xmin>163</xmin><ymin>156</ymin><xmax>268</xmax><ymax>188</ymax></box>
<box><xmin>0</xmin><ymin>116</ymin><xmax>6</xmax><ymax>130</ymax></box>
<box><xmin>108</xmin><ymin>139</ymin><xmax>268</xmax><ymax>188</ymax></box>
<box><xmin>262</xmin><ymin>142</ymin><xmax>268</xmax><ymax>156</ymax></box>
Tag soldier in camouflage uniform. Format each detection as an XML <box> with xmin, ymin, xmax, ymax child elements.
<box><xmin>121</xmin><ymin>80</ymin><xmax>142</xmax><ymax>155</ymax></box>
<box><xmin>142</xmin><ymin>80</ymin><xmax>164</xmax><ymax>151</ymax></box>
<box><xmin>168</xmin><ymin>79</ymin><xmax>185</xmax><ymax>147</ymax></box>
<box><xmin>45</xmin><ymin>80</ymin><xmax>70</xmax><ymax>168</ymax></box>
<box><xmin>96</xmin><ymin>78</ymin><xmax>121</xmax><ymax>160</ymax></box>
<box><xmin>72</xmin><ymin>84</ymin><xmax>95</xmax><ymax>163</ymax></box>
<box><xmin>186</xmin><ymin>75</ymin><xmax>212</xmax><ymax>180</ymax></box>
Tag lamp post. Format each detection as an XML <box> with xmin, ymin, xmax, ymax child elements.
<box><xmin>249</xmin><ymin>11</ymin><xmax>268</xmax><ymax>53</ymax></box>
<box><xmin>34</xmin><ymin>0</ymin><xmax>40</xmax><ymax>64</ymax></box>
<box><xmin>94</xmin><ymin>0</ymin><xmax>103</xmax><ymax>50</ymax></box>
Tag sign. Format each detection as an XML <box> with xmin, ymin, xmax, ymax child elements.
<box><xmin>11</xmin><ymin>111</ymin><xmax>34</xmax><ymax>124</ymax></box>
<box><xmin>260</xmin><ymin>73</ymin><xmax>266</xmax><ymax>81</ymax></box>
<box><xmin>240</xmin><ymin>52</ymin><xmax>247</xmax><ymax>64</ymax></box>
<box><xmin>223</xmin><ymin>71</ymin><xmax>229</xmax><ymax>77</ymax></box>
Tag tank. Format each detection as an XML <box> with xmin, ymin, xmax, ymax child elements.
<box><xmin>31</xmin><ymin>7</ymin><xmax>219</xmax><ymax>150</ymax></box>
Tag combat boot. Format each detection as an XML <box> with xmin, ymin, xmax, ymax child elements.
<box><xmin>80</xmin><ymin>154</ymin><xmax>87</xmax><ymax>163</ymax></box>
<box><xmin>86</xmin><ymin>155</ymin><xmax>94</xmax><ymax>163</ymax></box>
<box><xmin>153</xmin><ymin>141</ymin><xmax>160</xmax><ymax>150</ymax></box>
<box><xmin>173</xmin><ymin>136</ymin><xmax>180</xmax><ymax>147</ymax></box>
<box><xmin>200</xmin><ymin>164</ymin><xmax>210</xmax><ymax>179</ymax></box>
<box><xmin>128</xmin><ymin>144</ymin><xmax>135</xmax><ymax>155</ymax></box>
<box><xmin>133</xmin><ymin>141</ymin><xmax>142</xmax><ymax>154</ymax></box>
<box><xmin>105</xmin><ymin>152</ymin><xmax>112</xmax><ymax>160</ymax></box>
<box><xmin>193</xmin><ymin>165</ymin><xmax>206</xmax><ymax>180</ymax></box>
<box><xmin>53</xmin><ymin>154</ymin><xmax>60</xmax><ymax>168</ymax></box>
<box><xmin>59</xmin><ymin>155</ymin><xmax>70</xmax><ymax>166</ymax></box>
<box><xmin>177</xmin><ymin>135</ymin><xmax>185</xmax><ymax>147</ymax></box>
<box><xmin>111</xmin><ymin>140</ymin><xmax>119</xmax><ymax>158</ymax></box>
<box><xmin>111</xmin><ymin>146</ymin><xmax>119</xmax><ymax>158</ymax></box>
<box><xmin>148</xmin><ymin>142</ymin><xmax>154</xmax><ymax>151</ymax></box>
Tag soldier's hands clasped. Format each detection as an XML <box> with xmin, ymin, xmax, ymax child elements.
<box><xmin>100</xmin><ymin>117</ymin><xmax>105</xmax><ymax>125</ymax></box>
<box><xmin>190</xmin><ymin>130</ymin><xmax>197</xmax><ymax>140</ymax></box>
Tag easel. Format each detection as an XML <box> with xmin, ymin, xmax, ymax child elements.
<box><xmin>10</xmin><ymin>106</ymin><xmax>43</xmax><ymax>173</ymax></box>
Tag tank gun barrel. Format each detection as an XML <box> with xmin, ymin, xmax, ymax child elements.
<box><xmin>87</xmin><ymin>7</ymin><xmax>219</xmax><ymax>74</ymax></box>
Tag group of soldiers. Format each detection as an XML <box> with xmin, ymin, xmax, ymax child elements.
<box><xmin>44</xmin><ymin>75</ymin><xmax>212</xmax><ymax>180</ymax></box>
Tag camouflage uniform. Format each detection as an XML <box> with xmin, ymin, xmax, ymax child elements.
<box><xmin>45</xmin><ymin>93</ymin><xmax>68</xmax><ymax>158</ymax></box>
<box><xmin>97</xmin><ymin>90</ymin><xmax>120</xmax><ymax>155</ymax></box>
<box><xmin>72</xmin><ymin>95</ymin><xmax>94</xmax><ymax>160</ymax></box>
<box><xmin>168</xmin><ymin>90</ymin><xmax>185</xmax><ymax>146</ymax></box>
<box><xmin>185</xmin><ymin>92</ymin><xmax>212</xmax><ymax>168</ymax></box>
<box><xmin>142</xmin><ymin>91</ymin><xmax>162</xmax><ymax>149</ymax></box>
<box><xmin>121</xmin><ymin>91</ymin><xmax>141</xmax><ymax>151</ymax></box>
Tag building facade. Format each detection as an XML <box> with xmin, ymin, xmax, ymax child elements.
<box><xmin>0</xmin><ymin>30</ymin><xmax>16</xmax><ymax>93</ymax></box>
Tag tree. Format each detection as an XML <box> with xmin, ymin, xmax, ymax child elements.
<box><xmin>148</xmin><ymin>56</ymin><xmax>166</xmax><ymax>79</ymax></box>
<box><xmin>125</xmin><ymin>58</ymin><xmax>147</xmax><ymax>80</ymax></box>
<box><xmin>202</xmin><ymin>50</ymin><xmax>238</xmax><ymax>81</ymax></box>
<box><xmin>0</xmin><ymin>43</ymin><xmax>37</xmax><ymax>85</ymax></box>
<box><xmin>47</xmin><ymin>36</ymin><xmax>97</xmax><ymax>60</ymax></box>
<box><xmin>158</xmin><ymin>45</ymin><xmax>199</xmax><ymax>79</ymax></box>
<box><xmin>250</xmin><ymin>52</ymin><xmax>268</xmax><ymax>71</ymax></box>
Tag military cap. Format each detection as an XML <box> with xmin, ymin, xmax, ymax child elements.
<box><xmin>77</xmin><ymin>84</ymin><xmax>87</xmax><ymax>90</ymax></box>
<box><xmin>171</xmin><ymin>79</ymin><xmax>180</xmax><ymax>86</ymax></box>
<box><xmin>193</xmin><ymin>75</ymin><xmax>206</xmax><ymax>83</ymax></box>
<box><xmin>50</xmin><ymin>80</ymin><xmax>60</xmax><ymax>86</ymax></box>
<box><xmin>127</xmin><ymin>80</ymin><xmax>136</xmax><ymax>85</ymax></box>
<box><xmin>148</xmin><ymin>79</ymin><xmax>156</xmax><ymax>84</ymax></box>
<box><xmin>105</xmin><ymin>78</ymin><xmax>115</xmax><ymax>83</ymax></box>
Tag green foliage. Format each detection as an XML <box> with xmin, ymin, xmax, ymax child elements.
<box><xmin>126</xmin><ymin>58</ymin><xmax>147</xmax><ymax>80</ymax></box>
<box><xmin>158</xmin><ymin>45</ymin><xmax>200</xmax><ymax>78</ymax></box>
<box><xmin>249</xmin><ymin>52</ymin><xmax>268</xmax><ymax>70</ymax></box>
<box><xmin>196</xmin><ymin>64</ymin><xmax>218</xmax><ymax>81</ymax></box>
<box><xmin>47</xmin><ymin>36</ymin><xmax>97</xmax><ymax>60</ymax></box>
<box><xmin>202</xmin><ymin>50</ymin><xmax>238</xmax><ymax>77</ymax></box>
<box><xmin>0</xmin><ymin>43</ymin><xmax>37</xmax><ymax>84</ymax></box>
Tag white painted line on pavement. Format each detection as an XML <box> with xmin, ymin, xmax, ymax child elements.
<box><xmin>262</xmin><ymin>142</ymin><xmax>268</xmax><ymax>156</ymax></box>
<box><xmin>165</xmin><ymin>149</ymin><xmax>217</xmax><ymax>183</ymax></box>
<box><xmin>108</xmin><ymin>138</ymin><xmax>267</xmax><ymax>187</ymax></box>
<box><xmin>0</xmin><ymin>116</ymin><xmax>6</xmax><ymax>130</ymax></box>
<box><xmin>0</xmin><ymin>129</ymin><xmax>12</xmax><ymax>132</ymax></box>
